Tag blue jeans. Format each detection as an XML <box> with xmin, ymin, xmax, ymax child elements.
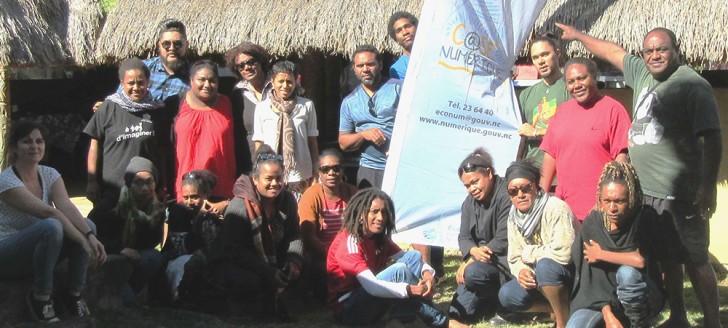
<box><xmin>566</xmin><ymin>265</ymin><xmax>664</xmax><ymax>328</ymax></box>
<box><xmin>498</xmin><ymin>258</ymin><xmax>570</xmax><ymax>312</ymax></box>
<box><xmin>449</xmin><ymin>261</ymin><xmax>502</xmax><ymax>321</ymax></box>
<box><xmin>335</xmin><ymin>250</ymin><xmax>447</xmax><ymax>327</ymax></box>
<box><xmin>106</xmin><ymin>249</ymin><xmax>163</xmax><ymax>306</ymax></box>
<box><xmin>0</xmin><ymin>219</ymin><xmax>94</xmax><ymax>296</ymax></box>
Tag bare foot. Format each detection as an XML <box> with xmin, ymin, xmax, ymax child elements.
<box><xmin>449</xmin><ymin>318</ymin><xmax>472</xmax><ymax>328</ymax></box>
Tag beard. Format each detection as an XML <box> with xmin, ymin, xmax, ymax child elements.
<box><xmin>162</xmin><ymin>55</ymin><xmax>185</xmax><ymax>73</ymax></box>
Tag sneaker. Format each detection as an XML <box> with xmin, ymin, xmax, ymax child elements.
<box><xmin>26</xmin><ymin>292</ymin><xmax>60</xmax><ymax>323</ymax></box>
<box><xmin>64</xmin><ymin>294</ymin><xmax>91</xmax><ymax>317</ymax></box>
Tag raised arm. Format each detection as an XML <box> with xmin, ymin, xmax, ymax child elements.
<box><xmin>556</xmin><ymin>23</ymin><xmax>627</xmax><ymax>72</ymax></box>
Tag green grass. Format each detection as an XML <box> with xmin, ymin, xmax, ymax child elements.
<box><xmin>9</xmin><ymin>251</ymin><xmax>728</xmax><ymax>327</ymax></box>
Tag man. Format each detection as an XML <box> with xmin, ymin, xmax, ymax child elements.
<box><xmin>558</xmin><ymin>23</ymin><xmax>722</xmax><ymax>328</ymax></box>
<box><xmin>339</xmin><ymin>45</ymin><xmax>400</xmax><ymax>189</ymax></box>
<box><xmin>517</xmin><ymin>34</ymin><xmax>570</xmax><ymax>168</ymax></box>
<box><xmin>144</xmin><ymin>19</ymin><xmax>191</xmax><ymax>101</ymax></box>
<box><xmin>388</xmin><ymin>11</ymin><xmax>418</xmax><ymax>79</ymax></box>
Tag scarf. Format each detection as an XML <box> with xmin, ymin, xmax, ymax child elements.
<box><xmin>106</xmin><ymin>90</ymin><xmax>163</xmax><ymax>113</ymax></box>
<box><xmin>113</xmin><ymin>186</ymin><xmax>164</xmax><ymax>248</ymax></box>
<box><xmin>269</xmin><ymin>90</ymin><xmax>297</xmax><ymax>181</ymax></box>
<box><xmin>235</xmin><ymin>174</ymin><xmax>277</xmax><ymax>264</ymax></box>
<box><xmin>508</xmin><ymin>190</ymin><xmax>549</xmax><ymax>240</ymax></box>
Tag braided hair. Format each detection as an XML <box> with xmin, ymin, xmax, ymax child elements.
<box><xmin>596</xmin><ymin>161</ymin><xmax>643</xmax><ymax>224</ymax></box>
<box><xmin>341</xmin><ymin>188</ymin><xmax>396</xmax><ymax>249</ymax></box>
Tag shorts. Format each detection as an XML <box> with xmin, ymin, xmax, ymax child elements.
<box><xmin>643</xmin><ymin>195</ymin><xmax>709</xmax><ymax>265</ymax></box>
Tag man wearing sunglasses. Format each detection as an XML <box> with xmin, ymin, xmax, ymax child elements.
<box><xmin>339</xmin><ymin>45</ymin><xmax>401</xmax><ymax>189</ymax></box>
<box><xmin>143</xmin><ymin>19</ymin><xmax>191</xmax><ymax>101</ymax></box>
<box><xmin>557</xmin><ymin>23</ymin><xmax>722</xmax><ymax>328</ymax></box>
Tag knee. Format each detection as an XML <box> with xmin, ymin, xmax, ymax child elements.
<box><xmin>498</xmin><ymin>281</ymin><xmax>530</xmax><ymax>312</ymax></box>
<box><xmin>463</xmin><ymin>262</ymin><xmax>499</xmax><ymax>285</ymax></box>
<box><xmin>616</xmin><ymin>265</ymin><xmax>645</xmax><ymax>286</ymax></box>
<box><xmin>535</xmin><ymin>258</ymin><xmax>568</xmax><ymax>286</ymax></box>
<box><xmin>38</xmin><ymin>219</ymin><xmax>64</xmax><ymax>244</ymax></box>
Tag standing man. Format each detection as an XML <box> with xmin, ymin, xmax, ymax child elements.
<box><xmin>144</xmin><ymin>19</ymin><xmax>191</xmax><ymax>101</ymax></box>
<box><xmin>388</xmin><ymin>11</ymin><xmax>418</xmax><ymax>80</ymax></box>
<box><xmin>558</xmin><ymin>23</ymin><xmax>722</xmax><ymax>328</ymax></box>
<box><xmin>339</xmin><ymin>45</ymin><xmax>400</xmax><ymax>189</ymax></box>
<box><xmin>518</xmin><ymin>34</ymin><xmax>570</xmax><ymax>168</ymax></box>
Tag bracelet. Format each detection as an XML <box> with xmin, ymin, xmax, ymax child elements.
<box><xmin>85</xmin><ymin>230</ymin><xmax>96</xmax><ymax>239</ymax></box>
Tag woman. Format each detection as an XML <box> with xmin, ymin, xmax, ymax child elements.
<box><xmin>173</xmin><ymin>60</ymin><xmax>245</xmax><ymax>208</ymax></box>
<box><xmin>298</xmin><ymin>148</ymin><xmax>357</xmax><ymax>300</ymax></box>
<box><xmin>448</xmin><ymin>148</ymin><xmax>510</xmax><ymax>327</ymax></box>
<box><xmin>226</xmin><ymin>42</ymin><xmax>272</xmax><ymax>168</ymax></box>
<box><xmin>568</xmin><ymin>162</ymin><xmax>665</xmax><ymax>328</ymax></box>
<box><xmin>0</xmin><ymin>121</ymin><xmax>105</xmax><ymax>323</ymax></box>
<box><xmin>540</xmin><ymin>57</ymin><xmax>631</xmax><ymax>220</ymax></box>
<box><xmin>327</xmin><ymin>188</ymin><xmax>447</xmax><ymax>327</ymax></box>
<box><xmin>204</xmin><ymin>144</ymin><xmax>303</xmax><ymax>321</ymax></box>
<box><xmin>85</xmin><ymin>57</ymin><xmax>169</xmax><ymax>213</ymax></box>
<box><xmin>91</xmin><ymin>156</ymin><xmax>164</xmax><ymax>307</ymax></box>
<box><xmin>163</xmin><ymin>169</ymin><xmax>220</xmax><ymax>301</ymax></box>
<box><xmin>497</xmin><ymin>160</ymin><xmax>579</xmax><ymax>328</ymax></box>
<box><xmin>253</xmin><ymin>60</ymin><xmax>319</xmax><ymax>198</ymax></box>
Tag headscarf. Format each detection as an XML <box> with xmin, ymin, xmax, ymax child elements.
<box><xmin>505</xmin><ymin>161</ymin><xmax>546</xmax><ymax>240</ymax></box>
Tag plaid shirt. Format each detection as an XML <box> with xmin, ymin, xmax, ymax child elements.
<box><xmin>142</xmin><ymin>57</ymin><xmax>190</xmax><ymax>101</ymax></box>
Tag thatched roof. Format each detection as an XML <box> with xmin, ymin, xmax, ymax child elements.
<box><xmin>0</xmin><ymin>0</ymin><xmax>102</xmax><ymax>67</ymax></box>
<box><xmin>95</xmin><ymin>0</ymin><xmax>727</xmax><ymax>65</ymax></box>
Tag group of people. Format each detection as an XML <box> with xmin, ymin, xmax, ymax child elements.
<box><xmin>0</xmin><ymin>9</ymin><xmax>721</xmax><ymax>328</ymax></box>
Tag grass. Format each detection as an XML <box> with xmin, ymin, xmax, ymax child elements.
<box><xmin>8</xmin><ymin>249</ymin><xmax>728</xmax><ymax>328</ymax></box>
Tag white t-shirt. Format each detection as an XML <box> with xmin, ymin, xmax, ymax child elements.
<box><xmin>253</xmin><ymin>97</ymin><xmax>319</xmax><ymax>182</ymax></box>
<box><xmin>0</xmin><ymin>165</ymin><xmax>60</xmax><ymax>240</ymax></box>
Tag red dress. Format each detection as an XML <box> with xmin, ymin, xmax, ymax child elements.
<box><xmin>174</xmin><ymin>95</ymin><xmax>236</xmax><ymax>200</ymax></box>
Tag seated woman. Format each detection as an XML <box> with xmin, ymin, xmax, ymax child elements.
<box><xmin>0</xmin><ymin>121</ymin><xmax>105</xmax><ymax>323</ymax></box>
<box><xmin>567</xmin><ymin>161</ymin><xmax>665</xmax><ymax>328</ymax></box>
<box><xmin>298</xmin><ymin>148</ymin><xmax>357</xmax><ymax>301</ymax></box>
<box><xmin>448</xmin><ymin>148</ymin><xmax>510</xmax><ymax>327</ymax></box>
<box><xmin>498</xmin><ymin>160</ymin><xmax>579</xmax><ymax>328</ymax></box>
<box><xmin>327</xmin><ymin>188</ymin><xmax>447</xmax><ymax>327</ymax></box>
<box><xmin>163</xmin><ymin>169</ymin><xmax>220</xmax><ymax>301</ymax></box>
<box><xmin>204</xmin><ymin>144</ymin><xmax>303</xmax><ymax>321</ymax></box>
<box><xmin>253</xmin><ymin>60</ymin><xmax>319</xmax><ymax>199</ymax></box>
<box><xmin>91</xmin><ymin>156</ymin><xmax>164</xmax><ymax>307</ymax></box>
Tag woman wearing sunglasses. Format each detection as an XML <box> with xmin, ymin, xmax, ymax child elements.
<box><xmin>497</xmin><ymin>160</ymin><xmax>579</xmax><ymax>328</ymax></box>
<box><xmin>448</xmin><ymin>148</ymin><xmax>511</xmax><ymax>327</ymax></box>
<box><xmin>226</xmin><ymin>42</ymin><xmax>272</xmax><ymax>170</ymax></box>
<box><xmin>298</xmin><ymin>148</ymin><xmax>357</xmax><ymax>301</ymax></box>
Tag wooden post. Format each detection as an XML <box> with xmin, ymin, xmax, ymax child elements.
<box><xmin>0</xmin><ymin>66</ymin><xmax>10</xmax><ymax>169</ymax></box>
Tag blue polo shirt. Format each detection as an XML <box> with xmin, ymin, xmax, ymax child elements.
<box><xmin>339</xmin><ymin>79</ymin><xmax>401</xmax><ymax>170</ymax></box>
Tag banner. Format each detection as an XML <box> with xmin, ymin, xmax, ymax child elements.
<box><xmin>383</xmin><ymin>0</ymin><xmax>546</xmax><ymax>248</ymax></box>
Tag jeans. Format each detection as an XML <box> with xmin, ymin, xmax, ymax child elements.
<box><xmin>106</xmin><ymin>248</ymin><xmax>163</xmax><ymax>306</ymax></box>
<box><xmin>336</xmin><ymin>250</ymin><xmax>447</xmax><ymax>327</ymax></box>
<box><xmin>498</xmin><ymin>258</ymin><xmax>570</xmax><ymax>312</ymax></box>
<box><xmin>449</xmin><ymin>261</ymin><xmax>502</xmax><ymax>321</ymax></box>
<box><xmin>566</xmin><ymin>265</ymin><xmax>664</xmax><ymax>328</ymax></box>
<box><xmin>0</xmin><ymin>219</ymin><xmax>94</xmax><ymax>296</ymax></box>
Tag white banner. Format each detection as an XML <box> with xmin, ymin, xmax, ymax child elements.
<box><xmin>383</xmin><ymin>0</ymin><xmax>546</xmax><ymax>248</ymax></box>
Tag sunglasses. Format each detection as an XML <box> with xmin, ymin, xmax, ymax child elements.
<box><xmin>458</xmin><ymin>163</ymin><xmax>488</xmax><ymax>176</ymax></box>
<box><xmin>160</xmin><ymin>40</ymin><xmax>185</xmax><ymax>50</ymax></box>
<box><xmin>507</xmin><ymin>183</ymin><xmax>535</xmax><ymax>197</ymax></box>
<box><xmin>319</xmin><ymin>164</ymin><xmax>343</xmax><ymax>174</ymax></box>
<box><xmin>233</xmin><ymin>58</ymin><xmax>259</xmax><ymax>71</ymax></box>
<box><xmin>257</xmin><ymin>153</ymin><xmax>283</xmax><ymax>162</ymax></box>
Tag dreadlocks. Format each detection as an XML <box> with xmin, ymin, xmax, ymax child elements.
<box><xmin>341</xmin><ymin>188</ymin><xmax>396</xmax><ymax>248</ymax></box>
<box><xmin>596</xmin><ymin>161</ymin><xmax>643</xmax><ymax>227</ymax></box>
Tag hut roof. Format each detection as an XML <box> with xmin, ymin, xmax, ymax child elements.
<box><xmin>95</xmin><ymin>0</ymin><xmax>727</xmax><ymax>66</ymax></box>
<box><xmin>0</xmin><ymin>0</ymin><xmax>102</xmax><ymax>67</ymax></box>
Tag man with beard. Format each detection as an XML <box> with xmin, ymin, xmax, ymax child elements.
<box><xmin>143</xmin><ymin>19</ymin><xmax>191</xmax><ymax>101</ymax></box>
<box><xmin>339</xmin><ymin>45</ymin><xmax>400</xmax><ymax>189</ymax></box>
<box><xmin>558</xmin><ymin>23</ymin><xmax>722</xmax><ymax>328</ymax></box>
<box><xmin>517</xmin><ymin>34</ymin><xmax>570</xmax><ymax>168</ymax></box>
<box><xmin>388</xmin><ymin>11</ymin><xmax>417</xmax><ymax>80</ymax></box>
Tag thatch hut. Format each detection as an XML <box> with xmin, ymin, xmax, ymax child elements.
<box><xmin>0</xmin><ymin>0</ymin><xmax>102</xmax><ymax>168</ymax></box>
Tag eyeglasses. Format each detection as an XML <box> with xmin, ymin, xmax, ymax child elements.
<box><xmin>368</xmin><ymin>97</ymin><xmax>376</xmax><ymax>117</ymax></box>
<box><xmin>160</xmin><ymin>40</ymin><xmax>185</xmax><ymax>50</ymax></box>
<box><xmin>319</xmin><ymin>164</ymin><xmax>343</xmax><ymax>174</ymax></box>
<box><xmin>507</xmin><ymin>183</ymin><xmax>535</xmax><ymax>197</ymax></box>
<box><xmin>233</xmin><ymin>58</ymin><xmax>258</xmax><ymax>71</ymax></box>
<box><xmin>640</xmin><ymin>46</ymin><xmax>671</xmax><ymax>57</ymax></box>
<box><xmin>458</xmin><ymin>163</ymin><xmax>487</xmax><ymax>176</ymax></box>
<box><xmin>257</xmin><ymin>153</ymin><xmax>283</xmax><ymax>162</ymax></box>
